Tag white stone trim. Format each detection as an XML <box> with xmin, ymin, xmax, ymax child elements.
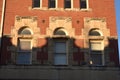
<box><xmin>47</xmin><ymin>17</ymin><xmax>75</xmax><ymax>37</ymax></box>
<box><xmin>71</xmin><ymin>0</ymin><xmax>74</xmax><ymax>9</ymax></box>
<box><xmin>30</xmin><ymin>0</ymin><xmax>91</xmax><ymax>11</ymax></box>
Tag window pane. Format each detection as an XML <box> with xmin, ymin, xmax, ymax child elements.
<box><xmin>64</xmin><ymin>0</ymin><xmax>71</xmax><ymax>8</ymax></box>
<box><xmin>54</xmin><ymin>30</ymin><xmax>66</xmax><ymax>35</ymax></box>
<box><xmin>49</xmin><ymin>0</ymin><xmax>55</xmax><ymax>8</ymax></box>
<box><xmin>17</xmin><ymin>52</ymin><xmax>31</xmax><ymax>64</ymax></box>
<box><xmin>91</xmin><ymin>54</ymin><xmax>102</xmax><ymax>65</ymax></box>
<box><xmin>90</xmin><ymin>42</ymin><xmax>102</xmax><ymax>50</ymax></box>
<box><xmin>55</xmin><ymin>42</ymin><xmax>66</xmax><ymax>53</ymax></box>
<box><xmin>19</xmin><ymin>41</ymin><xmax>31</xmax><ymax>51</ymax></box>
<box><xmin>33</xmin><ymin>0</ymin><xmax>40</xmax><ymax>8</ymax></box>
<box><xmin>21</xmin><ymin>29</ymin><xmax>31</xmax><ymax>35</ymax></box>
<box><xmin>54</xmin><ymin>54</ymin><xmax>67</xmax><ymax>65</ymax></box>
<box><xmin>80</xmin><ymin>0</ymin><xmax>87</xmax><ymax>9</ymax></box>
<box><xmin>18</xmin><ymin>28</ymin><xmax>32</xmax><ymax>35</ymax></box>
<box><xmin>89</xmin><ymin>31</ymin><xmax>101</xmax><ymax>36</ymax></box>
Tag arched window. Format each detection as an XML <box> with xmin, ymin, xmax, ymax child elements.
<box><xmin>89</xmin><ymin>29</ymin><xmax>102</xmax><ymax>36</ymax></box>
<box><xmin>18</xmin><ymin>27</ymin><xmax>32</xmax><ymax>35</ymax></box>
<box><xmin>89</xmin><ymin>41</ymin><xmax>104</xmax><ymax>65</ymax></box>
<box><xmin>17</xmin><ymin>27</ymin><xmax>32</xmax><ymax>64</ymax></box>
<box><xmin>54</xmin><ymin>28</ymin><xmax>66</xmax><ymax>35</ymax></box>
<box><xmin>53</xmin><ymin>28</ymin><xmax>68</xmax><ymax>65</ymax></box>
<box><xmin>88</xmin><ymin>29</ymin><xmax>104</xmax><ymax>65</ymax></box>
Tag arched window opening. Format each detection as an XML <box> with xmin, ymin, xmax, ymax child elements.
<box><xmin>17</xmin><ymin>27</ymin><xmax>32</xmax><ymax>64</ymax></box>
<box><xmin>89</xmin><ymin>29</ymin><xmax>102</xmax><ymax>36</ymax></box>
<box><xmin>18</xmin><ymin>27</ymin><xmax>32</xmax><ymax>35</ymax></box>
<box><xmin>54</xmin><ymin>28</ymin><xmax>66</xmax><ymax>35</ymax></box>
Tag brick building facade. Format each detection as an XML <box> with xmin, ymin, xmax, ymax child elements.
<box><xmin>0</xmin><ymin>0</ymin><xmax>120</xmax><ymax>80</ymax></box>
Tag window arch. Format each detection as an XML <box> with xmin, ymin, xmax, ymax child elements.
<box><xmin>54</xmin><ymin>28</ymin><xmax>67</xmax><ymax>35</ymax></box>
<box><xmin>89</xmin><ymin>29</ymin><xmax>102</xmax><ymax>36</ymax></box>
<box><xmin>18</xmin><ymin>27</ymin><xmax>32</xmax><ymax>35</ymax></box>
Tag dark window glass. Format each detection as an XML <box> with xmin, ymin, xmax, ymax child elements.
<box><xmin>17</xmin><ymin>52</ymin><xmax>31</xmax><ymax>64</ymax></box>
<box><xmin>90</xmin><ymin>41</ymin><xmax>103</xmax><ymax>66</ymax></box>
<box><xmin>21</xmin><ymin>29</ymin><xmax>31</xmax><ymax>35</ymax></box>
<box><xmin>49</xmin><ymin>0</ymin><xmax>56</xmax><ymax>8</ymax></box>
<box><xmin>18</xmin><ymin>28</ymin><xmax>32</xmax><ymax>35</ymax></box>
<box><xmin>54</xmin><ymin>29</ymin><xmax>66</xmax><ymax>35</ymax></box>
<box><xmin>64</xmin><ymin>0</ymin><xmax>71</xmax><ymax>8</ymax></box>
<box><xmin>90</xmin><ymin>51</ymin><xmax>103</xmax><ymax>65</ymax></box>
<box><xmin>33</xmin><ymin>0</ymin><xmax>40</xmax><ymax>8</ymax></box>
<box><xmin>54</xmin><ymin>42</ymin><xmax>67</xmax><ymax>65</ymax></box>
<box><xmin>89</xmin><ymin>30</ymin><xmax>101</xmax><ymax>36</ymax></box>
<box><xmin>17</xmin><ymin>40</ymin><xmax>31</xmax><ymax>64</ymax></box>
<box><xmin>80</xmin><ymin>0</ymin><xmax>87</xmax><ymax>9</ymax></box>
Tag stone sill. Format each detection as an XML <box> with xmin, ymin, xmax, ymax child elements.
<box><xmin>29</xmin><ymin>6</ymin><xmax>92</xmax><ymax>12</ymax></box>
<box><xmin>88</xmin><ymin>36</ymin><xmax>104</xmax><ymax>40</ymax></box>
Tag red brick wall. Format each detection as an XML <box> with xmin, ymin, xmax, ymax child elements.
<box><xmin>0</xmin><ymin>0</ymin><xmax>119</xmax><ymax>65</ymax></box>
<box><xmin>3</xmin><ymin>0</ymin><xmax>117</xmax><ymax>35</ymax></box>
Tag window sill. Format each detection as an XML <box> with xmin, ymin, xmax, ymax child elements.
<box><xmin>29</xmin><ymin>6</ymin><xmax>92</xmax><ymax>12</ymax></box>
<box><xmin>52</xmin><ymin>35</ymin><xmax>70</xmax><ymax>39</ymax></box>
<box><xmin>18</xmin><ymin>35</ymin><xmax>33</xmax><ymax>39</ymax></box>
<box><xmin>32</xmin><ymin>7</ymin><xmax>41</xmax><ymax>9</ymax></box>
<box><xmin>80</xmin><ymin>8</ymin><xmax>92</xmax><ymax>12</ymax></box>
<box><xmin>89</xmin><ymin>36</ymin><xmax>104</xmax><ymax>40</ymax></box>
<box><xmin>29</xmin><ymin>7</ymin><xmax>47</xmax><ymax>10</ymax></box>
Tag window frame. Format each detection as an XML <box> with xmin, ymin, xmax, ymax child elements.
<box><xmin>89</xmin><ymin>40</ymin><xmax>105</xmax><ymax>66</ymax></box>
<box><xmin>90</xmin><ymin>41</ymin><xmax>103</xmax><ymax>51</ymax></box>
<box><xmin>17</xmin><ymin>27</ymin><xmax>33</xmax><ymax>65</ymax></box>
<box><xmin>17</xmin><ymin>39</ymin><xmax>32</xmax><ymax>65</ymax></box>
<box><xmin>53</xmin><ymin>41</ymin><xmax>68</xmax><ymax>65</ymax></box>
<box><xmin>32</xmin><ymin>0</ymin><xmax>42</xmax><ymax>9</ymax></box>
<box><xmin>64</xmin><ymin>0</ymin><xmax>73</xmax><ymax>9</ymax></box>
<box><xmin>90</xmin><ymin>51</ymin><xmax>103</xmax><ymax>66</ymax></box>
<box><xmin>80</xmin><ymin>0</ymin><xmax>89</xmax><ymax>10</ymax></box>
<box><xmin>16</xmin><ymin>52</ymin><xmax>32</xmax><ymax>65</ymax></box>
<box><xmin>18</xmin><ymin>39</ymin><xmax>32</xmax><ymax>52</ymax></box>
<box><xmin>48</xmin><ymin>0</ymin><xmax>58</xmax><ymax>9</ymax></box>
<box><xmin>16</xmin><ymin>38</ymin><xmax>32</xmax><ymax>65</ymax></box>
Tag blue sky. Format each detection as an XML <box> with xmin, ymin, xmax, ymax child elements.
<box><xmin>115</xmin><ymin>0</ymin><xmax>120</xmax><ymax>62</ymax></box>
